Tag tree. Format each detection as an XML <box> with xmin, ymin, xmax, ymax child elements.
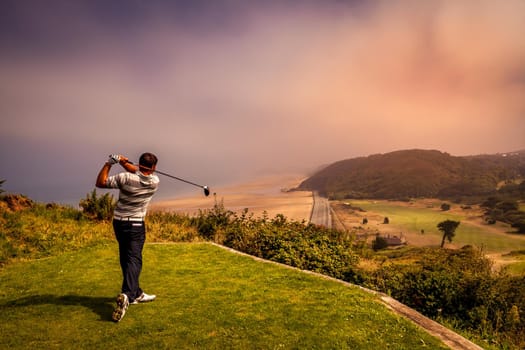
<box><xmin>437</xmin><ymin>220</ymin><xmax>460</xmax><ymax>248</ymax></box>
<box><xmin>440</xmin><ymin>203</ymin><xmax>451</xmax><ymax>211</ymax></box>
<box><xmin>0</xmin><ymin>179</ymin><xmax>5</xmax><ymax>195</ymax></box>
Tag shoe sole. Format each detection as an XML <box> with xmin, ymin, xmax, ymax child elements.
<box><xmin>112</xmin><ymin>294</ymin><xmax>129</xmax><ymax>322</ymax></box>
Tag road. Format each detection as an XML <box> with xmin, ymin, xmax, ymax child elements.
<box><xmin>309</xmin><ymin>192</ymin><xmax>332</xmax><ymax>228</ymax></box>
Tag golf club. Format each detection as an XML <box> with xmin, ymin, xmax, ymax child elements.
<box><xmin>115</xmin><ymin>157</ymin><xmax>210</xmax><ymax>196</ymax></box>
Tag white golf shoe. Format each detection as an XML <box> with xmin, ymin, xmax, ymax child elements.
<box><xmin>132</xmin><ymin>292</ymin><xmax>156</xmax><ymax>304</ymax></box>
<box><xmin>112</xmin><ymin>293</ymin><xmax>129</xmax><ymax>322</ymax></box>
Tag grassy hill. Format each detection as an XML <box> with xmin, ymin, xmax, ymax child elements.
<box><xmin>0</xmin><ymin>243</ymin><xmax>449</xmax><ymax>349</ymax></box>
<box><xmin>298</xmin><ymin>149</ymin><xmax>525</xmax><ymax>199</ymax></box>
<box><xmin>1</xmin><ymin>192</ymin><xmax>523</xmax><ymax>348</ymax></box>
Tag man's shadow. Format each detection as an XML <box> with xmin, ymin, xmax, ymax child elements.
<box><xmin>1</xmin><ymin>294</ymin><xmax>115</xmax><ymax>322</ymax></box>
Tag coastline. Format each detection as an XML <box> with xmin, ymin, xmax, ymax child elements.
<box><xmin>150</xmin><ymin>174</ymin><xmax>313</xmax><ymax>222</ymax></box>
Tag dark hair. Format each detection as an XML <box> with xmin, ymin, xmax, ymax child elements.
<box><xmin>139</xmin><ymin>152</ymin><xmax>158</xmax><ymax>169</ymax></box>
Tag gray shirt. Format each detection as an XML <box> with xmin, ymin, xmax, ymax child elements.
<box><xmin>106</xmin><ymin>171</ymin><xmax>159</xmax><ymax>218</ymax></box>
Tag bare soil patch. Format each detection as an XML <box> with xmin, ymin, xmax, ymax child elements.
<box><xmin>151</xmin><ymin>174</ymin><xmax>313</xmax><ymax>222</ymax></box>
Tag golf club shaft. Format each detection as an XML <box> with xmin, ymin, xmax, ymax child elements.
<box><xmin>123</xmin><ymin>159</ymin><xmax>207</xmax><ymax>190</ymax></box>
<box><xmin>154</xmin><ymin>169</ymin><xmax>205</xmax><ymax>189</ymax></box>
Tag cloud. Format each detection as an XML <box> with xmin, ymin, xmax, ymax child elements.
<box><xmin>1</xmin><ymin>0</ymin><xmax>524</xmax><ymax>202</ymax></box>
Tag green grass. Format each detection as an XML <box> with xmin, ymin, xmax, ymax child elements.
<box><xmin>501</xmin><ymin>251</ymin><xmax>525</xmax><ymax>275</ymax></box>
<box><xmin>0</xmin><ymin>243</ymin><xmax>448</xmax><ymax>349</ymax></box>
<box><xmin>506</xmin><ymin>261</ymin><xmax>525</xmax><ymax>275</ymax></box>
<box><xmin>351</xmin><ymin>200</ymin><xmax>525</xmax><ymax>253</ymax></box>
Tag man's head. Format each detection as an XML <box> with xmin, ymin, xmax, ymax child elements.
<box><xmin>139</xmin><ymin>152</ymin><xmax>158</xmax><ymax>174</ymax></box>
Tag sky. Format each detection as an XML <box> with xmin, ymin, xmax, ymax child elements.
<box><xmin>1</xmin><ymin>0</ymin><xmax>524</xmax><ymax>204</ymax></box>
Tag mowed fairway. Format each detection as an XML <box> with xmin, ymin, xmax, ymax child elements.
<box><xmin>0</xmin><ymin>243</ymin><xmax>449</xmax><ymax>349</ymax></box>
<box><xmin>334</xmin><ymin>200</ymin><xmax>525</xmax><ymax>254</ymax></box>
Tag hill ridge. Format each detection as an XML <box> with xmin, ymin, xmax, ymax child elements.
<box><xmin>298</xmin><ymin>149</ymin><xmax>525</xmax><ymax>199</ymax></box>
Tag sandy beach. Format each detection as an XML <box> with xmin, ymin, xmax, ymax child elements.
<box><xmin>150</xmin><ymin>174</ymin><xmax>313</xmax><ymax>222</ymax></box>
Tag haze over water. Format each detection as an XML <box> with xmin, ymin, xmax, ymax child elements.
<box><xmin>1</xmin><ymin>1</ymin><xmax>524</xmax><ymax>204</ymax></box>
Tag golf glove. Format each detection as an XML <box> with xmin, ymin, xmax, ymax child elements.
<box><xmin>108</xmin><ymin>154</ymin><xmax>121</xmax><ymax>164</ymax></box>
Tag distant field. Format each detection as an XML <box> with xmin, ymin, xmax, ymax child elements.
<box><xmin>332</xmin><ymin>199</ymin><xmax>525</xmax><ymax>254</ymax></box>
<box><xmin>498</xmin><ymin>251</ymin><xmax>525</xmax><ymax>274</ymax></box>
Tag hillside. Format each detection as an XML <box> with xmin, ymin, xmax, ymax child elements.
<box><xmin>298</xmin><ymin>149</ymin><xmax>525</xmax><ymax>199</ymax></box>
<box><xmin>0</xmin><ymin>243</ymin><xmax>450</xmax><ymax>349</ymax></box>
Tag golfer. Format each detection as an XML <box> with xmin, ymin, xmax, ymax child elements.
<box><xmin>96</xmin><ymin>152</ymin><xmax>160</xmax><ymax>322</ymax></box>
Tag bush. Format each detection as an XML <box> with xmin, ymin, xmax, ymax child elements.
<box><xmin>79</xmin><ymin>189</ymin><xmax>116</xmax><ymax>221</ymax></box>
<box><xmin>440</xmin><ymin>203</ymin><xmax>451</xmax><ymax>211</ymax></box>
<box><xmin>372</xmin><ymin>236</ymin><xmax>389</xmax><ymax>251</ymax></box>
<box><xmin>511</xmin><ymin>221</ymin><xmax>525</xmax><ymax>234</ymax></box>
<box><xmin>215</xmin><ymin>207</ymin><xmax>360</xmax><ymax>281</ymax></box>
<box><xmin>363</xmin><ymin>246</ymin><xmax>525</xmax><ymax>349</ymax></box>
<box><xmin>0</xmin><ymin>203</ymin><xmax>111</xmax><ymax>265</ymax></box>
<box><xmin>482</xmin><ymin>197</ymin><xmax>525</xmax><ymax>233</ymax></box>
<box><xmin>190</xmin><ymin>199</ymin><xmax>234</xmax><ymax>241</ymax></box>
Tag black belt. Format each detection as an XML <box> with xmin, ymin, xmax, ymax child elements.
<box><xmin>113</xmin><ymin>215</ymin><xmax>144</xmax><ymax>222</ymax></box>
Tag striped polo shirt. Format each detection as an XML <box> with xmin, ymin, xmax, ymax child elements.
<box><xmin>106</xmin><ymin>171</ymin><xmax>160</xmax><ymax>219</ymax></box>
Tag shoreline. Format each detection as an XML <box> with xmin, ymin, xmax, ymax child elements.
<box><xmin>150</xmin><ymin>174</ymin><xmax>313</xmax><ymax>222</ymax></box>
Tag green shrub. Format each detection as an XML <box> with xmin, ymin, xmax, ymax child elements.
<box><xmin>219</xmin><ymin>211</ymin><xmax>360</xmax><ymax>281</ymax></box>
<box><xmin>190</xmin><ymin>199</ymin><xmax>234</xmax><ymax>241</ymax></box>
<box><xmin>511</xmin><ymin>221</ymin><xmax>525</xmax><ymax>233</ymax></box>
<box><xmin>363</xmin><ymin>246</ymin><xmax>525</xmax><ymax>349</ymax></box>
<box><xmin>79</xmin><ymin>189</ymin><xmax>116</xmax><ymax>221</ymax></box>
<box><xmin>440</xmin><ymin>203</ymin><xmax>451</xmax><ymax>211</ymax></box>
<box><xmin>372</xmin><ymin>236</ymin><xmax>389</xmax><ymax>251</ymax></box>
<box><xmin>482</xmin><ymin>197</ymin><xmax>525</xmax><ymax>233</ymax></box>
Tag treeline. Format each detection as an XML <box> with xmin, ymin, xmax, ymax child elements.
<box><xmin>482</xmin><ymin>196</ymin><xmax>525</xmax><ymax>233</ymax></box>
<box><xmin>1</xmin><ymin>192</ymin><xmax>524</xmax><ymax>349</ymax></box>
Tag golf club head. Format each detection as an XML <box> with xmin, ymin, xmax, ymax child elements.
<box><xmin>203</xmin><ymin>186</ymin><xmax>210</xmax><ymax>197</ymax></box>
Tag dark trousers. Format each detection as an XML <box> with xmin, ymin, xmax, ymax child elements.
<box><xmin>113</xmin><ymin>220</ymin><xmax>145</xmax><ymax>302</ymax></box>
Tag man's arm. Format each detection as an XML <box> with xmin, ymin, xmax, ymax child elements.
<box><xmin>118</xmin><ymin>156</ymin><xmax>138</xmax><ymax>173</ymax></box>
<box><xmin>96</xmin><ymin>155</ymin><xmax>138</xmax><ymax>188</ymax></box>
<box><xmin>96</xmin><ymin>162</ymin><xmax>112</xmax><ymax>188</ymax></box>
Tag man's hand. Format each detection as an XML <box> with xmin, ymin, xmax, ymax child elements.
<box><xmin>118</xmin><ymin>156</ymin><xmax>129</xmax><ymax>164</ymax></box>
<box><xmin>105</xmin><ymin>154</ymin><xmax>137</xmax><ymax>174</ymax></box>
<box><xmin>108</xmin><ymin>154</ymin><xmax>121</xmax><ymax>164</ymax></box>
<box><xmin>97</xmin><ymin>156</ymin><xmax>116</xmax><ymax>188</ymax></box>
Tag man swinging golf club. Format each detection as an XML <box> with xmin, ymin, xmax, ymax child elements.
<box><xmin>96</xmin><ymin>152</ymin><xmax>159</xmax><ymax>322</ymax></box>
